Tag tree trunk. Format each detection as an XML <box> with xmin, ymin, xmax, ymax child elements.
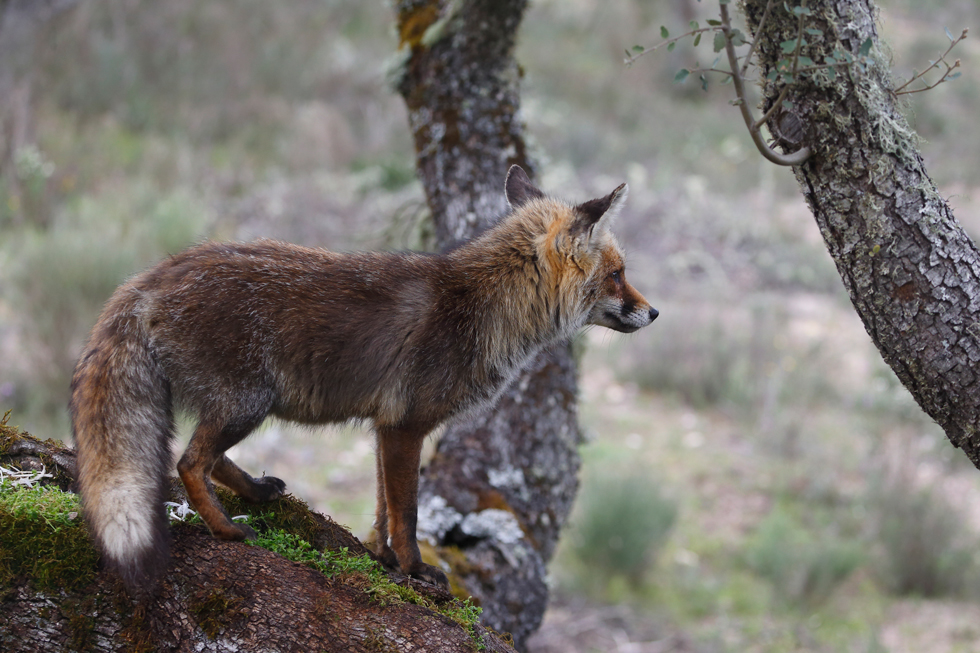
<box><xmin>393</xmin><ymin>1</ymin><xmax>584</xmax><ymax>648</ymax></box>
<box><xmin>742</xmin><ymin>0</ymin><xmax>980</xmax><ymax>463</ymax></box>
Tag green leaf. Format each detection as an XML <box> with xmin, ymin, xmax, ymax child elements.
<box><xmin>767</xmin><ymin>69</ymin><xmax>778</xmax><ymax>82</ymax></box>
<box><xmin>781</xmin><ymin>72</ymin><xmax>795</xmax><ymax>84</ymax></box>
<box><xmin>693</xmin><ymin>32</ymin><xmax>702</xmax><ymax>47</ymax></box>
<box><xmin>798</xmin><ymin>56</ymin><xmax>814</xmax><ymax>67</ymax></box>
<box><xmin>805</xmin><ymin>28</ymin><xmax>823</xmax><ymax>36</ymax></box>
<box><xmin>859</xmin><ymin>37</ymin><xmax>873</xmax><ymax>57</ymax></box>
<box><xmin>793</xmin><ymin>6</ymin><xmax>812</xmax><ymax>16</ymax></box>
<box><xmin>827</xmin><ymin>66</ymin><xmax>837</xmax><ymax>81</ymax></box>
<box><xmin>700</xmin><ymin>74</ymin><xmax>708</xmax><ymax>92</ymax></box>
<box><xmin>947</xmin><ymin>71</ymin><xmax>962</xmax><ymax>80</ymax></box>
<box><xmin>707</xmin><ymin>19</ymin><xmax>722</xmax><ymax>26</ymax></box>
<box><xmin>719</xmin><ymin>0</ymin><xmax>730</xmax><ymax>4</ymax></box>
<box><xmin>690</xmin><ymin>20</ymin><xmax>699</xmax><ymax>30</ymax></box>
<box><xmin>730</xmin><ymin>28</ymin><xmax>747</xmax><ymax>47</ymax></box>
<box><xmin>661</xmin><ymin>25</ymin><xmax>670</xmax><ymax>39</ymax></box>
<box><xmin>632</xmin><ymin>45</ymin><xmax>644</xmax><ymax>53</ymax></box>
<box><xmin>781</xmin><ymin>38</ymin><xmax>799</xmax><ymax>53</ymax></box>
<box><xmin>713</xmin><ymin>31</ymin><xmax>727</xmax><ymax>52</ymax></box>
<box><xmin>668</xmin><ymin>41</ymin><xmax>676</xmax><ymax>52</ymax></box>
<box><xmin>945</xmin><ymin>26</ymin><xmax>955</xmax><ymax>41</ymax></box>
<box><xmin>783</xmin><ymin>100</ymin><xmax>795</xmax><ymax>110</ymax></box>
<box><xmin>675</xmin><ymin>68</ymin><xmax>691</xmax><ymax>82</ymax></box>
<box><xmin>825</xmin><ymin>56</ymin><xmax>837</xmax><ymax>66</ymax></box>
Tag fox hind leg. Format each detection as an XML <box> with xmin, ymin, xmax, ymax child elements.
<box><xmin>211</xmin><ymin>454</ymin><xmax>286</xmax><ymax>503</ymax></box>
<box><xmin>177</xmin><ymin>414</ymin><xmax>283</xmax><ymax>541</ymax></box>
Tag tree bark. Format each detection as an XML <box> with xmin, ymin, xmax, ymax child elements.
<box><xmin>0</xmin><ymin>429</ymin><xmax>518</xmax><ymax>652</ymax></box>
<box><xmin>741</xmin><ymin>0</ymin><xmax>980</xmax><ymax>463</ymax></box>
<box><xmin>393</xmin><ymin>1</ymin><xmax>584</xmax><ymax>648</ymax></box>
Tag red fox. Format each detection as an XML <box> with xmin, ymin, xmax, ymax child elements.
<box><xmin>70</xmin><ymin>166</ymin><xmax>657</xmax><ymax>593</ymax></box>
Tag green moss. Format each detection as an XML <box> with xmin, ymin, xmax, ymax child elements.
<box><xmin>249</xmin><ymin>528</ymin><xmax>484</xmax><ymax>646</ymax></box>
<box><xmin>213</xmin><ymin>487</ymin><xmax>333</xmax><ymax>546</ymax></box>
<box><xmin>0</xmin><ymin>480</ymin><xmax>99</xmax><ymax>592</ymax></box>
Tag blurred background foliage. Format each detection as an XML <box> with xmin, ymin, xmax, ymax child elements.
<box><xmin>3</xmin><ymin>0</ymin><xmax>980</xmax><ymax>651</ymax></box>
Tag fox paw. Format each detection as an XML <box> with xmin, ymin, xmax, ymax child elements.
<box><xmin>375</xmin><ymin>545</ymin><xmax>400</xmax><ymax>571</ymax></box>
<box><xmin>213</xmin><ymin>521</ymin><xmax>257</xmax><ymax>541</ymax></box>
<box><xmin>248</xmin><ymin>475</ymin><xmax>286</xmax><ymax>503</ymax></box>
<box><xmin>407</xmin><ymin>562</ymin><xmax>450</xmax><ymax>591</ymax></box>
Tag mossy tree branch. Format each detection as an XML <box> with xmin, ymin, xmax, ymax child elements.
<box><xmin>0</xmin><ymin>428</ymin><xmax>518</xmax><ymax>652</ymax></box>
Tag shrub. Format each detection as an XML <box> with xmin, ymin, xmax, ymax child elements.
<box><xmin>744</xmin><ymin>507</ymin><xmax>862</xmax><ymax>607</ymax></box>
<box><xmin>569</xmin><ymin>470</ymin><xmax>678</xmax><ymax>586</ymax></box>
<box><xmin>867</xmin><ymin>471</ymin><xmax>977</xmax><ymax>597</ymax></box>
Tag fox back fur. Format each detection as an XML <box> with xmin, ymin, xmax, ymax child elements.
<box><xmin>70</xmin><ymin>166</ymin><xmax>657</xmax><ymax>592</ymax></box>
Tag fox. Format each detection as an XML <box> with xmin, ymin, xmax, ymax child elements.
<box><xmin>70</xmin><ymin>165</ymin><xmax>658</xmax><ymax>594</ymax></box>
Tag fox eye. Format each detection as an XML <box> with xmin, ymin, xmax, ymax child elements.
<box><xmin>610</xmin><ymin>270</ymin><xmax>622</xmax><ymax>283</ymax></box>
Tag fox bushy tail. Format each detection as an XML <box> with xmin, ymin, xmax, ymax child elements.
<box><xmin>70</xmin><ymin>286</ymin><xmax>174</xmax><ymax>592</ymax></box>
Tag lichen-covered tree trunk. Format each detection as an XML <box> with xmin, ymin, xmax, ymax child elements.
<box><xmin>393</xmin><ymin>0</ymin><xmax>584</xmax><ymax>647</ymax></box>
<box><xmin>742</xmin><ymin>0</ymin><xmax>980</xmax><ymax>461</ymax></box>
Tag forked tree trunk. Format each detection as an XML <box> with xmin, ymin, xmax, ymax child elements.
<box><xmin>743</xmin><ymin>0</ymin><xmax>980</xmax><ymax>461</ymax></box>
<box><xmin>393</xmin><ymin>0</ymin><xmax>584</xmax><ymax>648</ymax></box>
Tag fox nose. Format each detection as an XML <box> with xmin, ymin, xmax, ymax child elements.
<box><xmin>649</xmin><ymin>307</ymin><xmax>659</xmax><ymax>322</ymax></box>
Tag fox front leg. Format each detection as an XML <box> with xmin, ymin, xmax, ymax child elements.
<box><xmin>372</xmin><ymin>445</ymin><xmax>399</xmax><ymax>571</ymax></box>
<box><xmin>375</xmin><ymin>425</ymin><xmax>450</xmax><ymax>590</ymax></box>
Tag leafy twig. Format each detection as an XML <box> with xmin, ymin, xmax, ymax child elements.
<box><xmin>625</xmin><ymin>25</ymin><xmax>723</xmax><ymax>66</ymax></box>
<box><xmin>893</xmin><ymin>28</ymin><xmax>968</xmax><ymax>96</ymax></box>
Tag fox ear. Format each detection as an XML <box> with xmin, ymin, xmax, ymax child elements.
<box><xmin>572</xmin><ymin>183</ymin><xmax>628</xmax><ymax>239</ymax></box>
<box><xmin>505</xmin><ymin>165</ymin><xmax>545</xmax><ymax>209</ymax></box>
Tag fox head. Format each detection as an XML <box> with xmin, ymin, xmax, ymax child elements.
<box><xmin>503</xmin><ymin>165</ymin><xmax>658</xmax><ymax>334</ymax></box>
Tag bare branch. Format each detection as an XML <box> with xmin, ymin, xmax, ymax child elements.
<box><xmin>739</xmin><ymin>0</ymin><xmax>776</xmax><ymax>79</ymax></box>
<box><xmin>893</xmin><ymin>28</ymin><xmax>968</xmax><ymax>96</ymax></box>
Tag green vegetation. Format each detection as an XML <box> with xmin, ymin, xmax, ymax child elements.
<box><xmin>868</xmin><ymin>471</ymin><xmax>979</xmax><ymax>598</ymax></box>
<box><xmin>743</xmin><ymin>506</ymin><xmax>863</xmax><ymax>608</ymax></box>
<box><xmin>568</xmin><ymin>470</ymin><xmax>678</xmax><ymax>594</ymax></box>
<box><xmin>0</xmin><ymin>477</ymin><xmax>97</xmax><ymax>592</ymax></box>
